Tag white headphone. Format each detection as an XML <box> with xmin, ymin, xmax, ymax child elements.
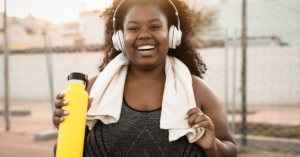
<box><xmin>112</xmin><ymin>0</ymin><xmax>182</xmax><ymax>52</ymax></box>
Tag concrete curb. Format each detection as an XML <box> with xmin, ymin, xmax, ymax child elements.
<box><xmin>235</xmin><ymin>134</ymin><xmax>300</xmax><ymax>155</ymax></box>
<box><xmin>35</xmin><ymin>130</ymin><xmax>58</xmax><ymax>141</ymax></box>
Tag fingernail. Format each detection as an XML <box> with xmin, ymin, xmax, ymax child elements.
<box><xmin>195</xmin><ymin>124</ymin><xmax>199</xmax><ymax>127</ymax></box>
<box><xmin>184</xmin><ymin>114</ymin><xmax>188</xmax><ymax>119</ymax></box>
<box><xmin>63</xmin><ymin>101</ymin><xmax>68</xmax><ymax>105</ymax></box>
<box><xmin>63</xmin><ymin>111</ymin><xmax>69</xmax><ymax>115</ymax></box>
<box><xmin>188</xmin><ymin>125</ymin><xmax>191</xmax><ymax>128</ymax></box>
<box><xmin>60</xmin><ymin>117</ymin><xmax>64</xmax><ymax>121</ymax></box>
<box><xmin>60</xmin><ymin>92</ymin><xmax>64</xmax><ymax>96</ymax></box>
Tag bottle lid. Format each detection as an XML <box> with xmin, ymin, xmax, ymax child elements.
<box><xmin>68</xmin><ymin>72</ymin><xmax>89</xmax><ymax>90</ymax></box>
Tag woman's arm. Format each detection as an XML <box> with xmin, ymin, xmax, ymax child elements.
<box><xmin>191</xmin><ymin>75</ymin><xmax>238</xmax><ymax>157</ymax></box>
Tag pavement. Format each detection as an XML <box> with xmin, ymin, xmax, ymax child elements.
<box><xmin>0</xmin><ymin>100</ymin><xmax>299</xmax><ymax>157</ymax></box>
<box><xmin>0</xmin><ymin>131</ymin><xmax>56</xmax><ymax>157</ymax></box>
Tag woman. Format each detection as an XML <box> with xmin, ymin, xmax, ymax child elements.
<box><xmin>53</xmin><ymin>0</ymin><xmax>238</xmax><ymax>156</ymax></box>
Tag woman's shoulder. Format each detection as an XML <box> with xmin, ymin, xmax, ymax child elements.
<box><xmin>191</xmin><ymin>75</ymin><xmax>220</xmax><ymax>110</ymax></box>
<box><xmin>86</xmin><ymin>74</ymin><xmax>100</xmax><ymax>94</ymax></box>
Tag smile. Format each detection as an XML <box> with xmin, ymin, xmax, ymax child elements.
<box><xmin>136</xmin><ymin>45</ymin><xmax>156</xmax><ymax>53</ymax></box>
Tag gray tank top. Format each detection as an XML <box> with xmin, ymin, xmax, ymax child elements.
<box><xmin>84</xmin><ymin>99</ymin><xmax>205</xmax><ymax>157</ymax></box>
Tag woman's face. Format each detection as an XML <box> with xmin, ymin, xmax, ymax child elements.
<box><xmin>123</xmin><ymin>5</ymin><xmax>169</xmax><ymax>70</ymax></box>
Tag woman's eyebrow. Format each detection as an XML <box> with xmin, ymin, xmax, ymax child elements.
<box><xmin>127</xmin><ymin>19</ymin><xmax>162</xmax><ymax>25</ymax></box>
<box><xmin>148</xmin><ymin>19</ymin><xmax>162</xmax><ymax>23</ymax></box>
<box><xmin>127</xmin><ymin>20</ymin><xmax>139</xmax><ymax>25</ymax></box>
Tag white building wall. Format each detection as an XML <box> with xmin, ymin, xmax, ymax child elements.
<box><xmin>0</xmin><ymin>23</ymin><xmax>74</xmax><ymax>48</ymax></box>
<box><xmin>0</xmin><ymin>52</ymin><xmax>103</xmax><ymax>100</ymax></box>
<box><xmin>82</xmin><ymin>14</ymin><xmax>106</xmax><ymax>45</ymax></box>
<box><xmin>0</xmin><ymin>27</ymin><xmax>74</xmax><ymax>48</ymax></box>
<box><xmin>0</xmin><ymin>47</ymin><xmax>299</xmax><ymax>106</ymax></box>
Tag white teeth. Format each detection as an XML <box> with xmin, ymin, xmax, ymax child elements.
<box><xmin>137</xmin><ymin>45</ymin><xmax>155</xmax><ymax>50</ymax></box>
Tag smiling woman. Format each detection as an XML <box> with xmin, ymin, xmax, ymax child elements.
<box><xmin>100</xmin><ymin>0</ymin><xmax>207</xmax><ymax>78</ymax></box>
<box><xmin>52</xmin><ymin>0</ymin><xmax>238</xmax><ymax>157</ymax></box>
<box><xmin>123</xmin><ymin>5</ymin><xmax>169</xmax><ymax>70</ymax></box>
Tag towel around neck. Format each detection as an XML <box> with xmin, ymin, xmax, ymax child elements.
<box><xmin>86</xmin><ymin>52</ymin><xmax>205</xmax><ymax>142</ymax></box>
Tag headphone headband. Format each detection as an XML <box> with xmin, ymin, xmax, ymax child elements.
<box><xmin>113</xmin><ymin>0</ymin><xmax>181</xmax><ymax>33</ymax></box>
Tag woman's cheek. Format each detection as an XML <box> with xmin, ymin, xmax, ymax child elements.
<box><xmin>157</xmin><ymin>31</ymin><xmax>169</xmax><ymax>51</ymax></box>
<box><xmin>123</xmin><ymin>34</ymin><xmax>135</xmax><ymax>52</ymax></box>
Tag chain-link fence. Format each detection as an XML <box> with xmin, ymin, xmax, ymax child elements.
<box><xmin>0</xmin><ymin>30</ymin><xmax>299</xmax><ymax>155</ymax></box>
<box><xmin>200</xmin><ymin>25</ymin><xmax>300</xmax><ymax>155</ymax></box>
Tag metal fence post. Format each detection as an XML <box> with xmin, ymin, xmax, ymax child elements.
<box><xmin>241</xmin><ymin>0</ymin><xmax>248</xmax><ymax>146</ymax></box>
<box><xmin>3</xmin><ymin>0</ymin><xmax>10</xmax><ymax>131</ymax></box>
<box><xmin>231</xmin><ymin>28</ymin><xmax>237</xmax><ymax>135</ymax></box>
<box><xmin>44</xmin><ymin>36</ymin><xmax>55</xmax><ymax>129</ymax></box>
<box><xmin>224</xmin><ymin>28</ymin><xmax>228</xmax><ymax>116</ymax></box>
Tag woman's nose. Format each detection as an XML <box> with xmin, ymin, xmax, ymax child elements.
<box><xmin>138</xmin><ymin>31</ymin><xmax>152</xmax><ymax>40</ymax></box>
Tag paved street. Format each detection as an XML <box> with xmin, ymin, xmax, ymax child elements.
<box><xmin>0</xmin><ymin>100</ymin><xmax>299</xmax><ymax>157</ymax></box>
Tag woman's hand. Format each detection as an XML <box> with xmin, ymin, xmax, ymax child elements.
<box><xmin>185</xmin><ymin>107</ymin><xmax>216</xmax><ymax>150</ymax></box>
<box><xmin>52</xmin><ymin>92</ymin><xmax>94</xmax><ymax>130</ymax></box>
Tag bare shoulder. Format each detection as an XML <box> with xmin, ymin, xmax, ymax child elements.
<box><xmin>86</xmin><ymin>74</ymin><xmax>99</xmax><ymax>94</ymax></box>
<box><xmin>191</xmin><ymin>75</ymin><xmax>219</xmax><ymax>110</ymax></box>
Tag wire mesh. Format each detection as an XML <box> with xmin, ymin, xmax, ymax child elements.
<box><xmin>201</xmin><ymin>27</ymin><xmax>300</xmax><ymax>155</ymax></box>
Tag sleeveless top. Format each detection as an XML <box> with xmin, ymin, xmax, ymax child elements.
<box><xmin>83</xmin><ymin>98</ymin><xmax>205</xmax><ymax>157</ymax></box>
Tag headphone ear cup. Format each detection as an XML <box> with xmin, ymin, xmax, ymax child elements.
<box><xmin>112</xmin><ymin>34</ymin><xmax>120</xmax><ymax>51</ymax></box>
<box><xmin>115</xmin><ymin>30</ymin><xmax>123</xmax><ymax>51</ymax></box>
<box><xmin>172</xmin><ymin>26</ymin><xmax>178</xmax><ymax>49</ymax></box>
<box><xmin>169</xmin><ymin>25</ymin><xmax>175</xmax><ymax>49</ymax></box>
<box><xmin>119</xmin><ymin>30</ymin><xmax>125</xmax><ymax>52</ymax></box>
<box><xmin>176</xmin><ymin>29</ymin><xmax>182</xmax><ymax>46</ymax></box>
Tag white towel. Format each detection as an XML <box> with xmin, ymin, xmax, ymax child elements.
<box><xmin>86</xmin><ymin>52</ymin><xmax>205</xmax><ymax>143</ymax></box>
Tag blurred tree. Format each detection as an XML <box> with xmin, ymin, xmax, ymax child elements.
<box><xmin>183</xmin><ymin>0</ymin><xmax>221</xmax><ymax>48</ymax></box>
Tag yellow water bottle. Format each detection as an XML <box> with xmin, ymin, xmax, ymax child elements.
<box><xmin>56</xmin><ymin>72</ymin><xmax>89</xmax><ymax>157</ymax></box>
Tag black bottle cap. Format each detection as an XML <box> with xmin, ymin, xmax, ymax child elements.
<box><xmin>68</xmin><ymin>72</ymin><xmax>89</xmax><ymax>90</ymax></box>
<box><xmin>68</xmin><ymin>72</ymin><xmax>87</xmax><ymax>81</ymax></box>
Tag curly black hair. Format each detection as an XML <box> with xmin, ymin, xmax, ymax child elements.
<box><xmin>99</xmin><ymin>0</ymin><xmax>207</xmax><ymax>78</ymax></box>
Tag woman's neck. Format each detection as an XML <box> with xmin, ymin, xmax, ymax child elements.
<box><xmin>127</xmin><ymin>60</ymin><xmax>166</xmax><ymax>85</ymax></box>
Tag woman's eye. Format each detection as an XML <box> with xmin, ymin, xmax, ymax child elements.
<box><xmin>129</xmin><ymin>27</ymin><xmax>139</xmax><ymax>30</ymax></box>
<box><xmin>150</xmin><ymin>25</ymin><xmax>161</xmax><ymax>29</ymax></box>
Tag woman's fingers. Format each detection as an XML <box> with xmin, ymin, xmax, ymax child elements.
<box><xmin>55</xmin><ymin>92</ymin><xmax>67</xmax><ymax>109</ymax></box>
<box><xmin>53</xmin><ymin>92</ymin><xmax>67</xmax><ymax>129</ymax></box>
<box><xmin>56</xmin><ymin>92</ymin><xmax>64</xmax><ymax>99</ymax></box>
<box><xmin>185</xmin><ymin>107</ymin><xmax>202</xmax><ymax>118</ymax></box>
<box><xmin>194</xmin><ymin>120</ymin><xmax>214</xmax><ymax>132</ymax></box>
<box><xmin>185</xmin><ymin>107</ymin><xmax>202</xmax><ymax>127</ymax></box>
<box><xmin>55</xmin><ymin>99</ymin><xmax>68</xmax><ymax>109</ymax></box>
<box><xmin>187</xmin><ymin>112</ymin><xmax>203</xmax><ymax>128</ymax></box>
<box><xmin>53</xmin><ymin>108</ymin><xmax>68</xmax><ymax>129</ymax></box>
<box><xmin>185</xmin><ymin>107</ymin><xmax>213</xmax><ymax>129</ymax></box>
<box><xmin>87</xmin><ymin>97</ymin><xmax>94</xmax><ymax>111</ymax></box>
<box><xmin>54</xmin><ymin>109</ymin><xmax>69</xmax><ymax>117</ymax></box>
<box><xmin>53</xmin><ymin>116</ymin><xmax>64</xmax><ymax>124</ymax></box>
<box><xmin>53</xmin><ymin>116</ymin><xmax>64</xmax><ymax>129</ymax></box>
<box><xmin>194</xmin><ymin>114</ymin><xmax>210</xmax><ymax>124</ymax></box>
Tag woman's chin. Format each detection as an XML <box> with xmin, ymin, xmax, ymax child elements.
<box><xmin>136</xmin><ymin>60</ymin><xmax>158</xmax><ymax>69</ymax></box>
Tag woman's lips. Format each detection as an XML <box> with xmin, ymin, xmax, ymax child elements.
<box><xmin>136</xmin><ymin>45</ymin><xmax>157</xmax><ymax>56</ymax></box>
